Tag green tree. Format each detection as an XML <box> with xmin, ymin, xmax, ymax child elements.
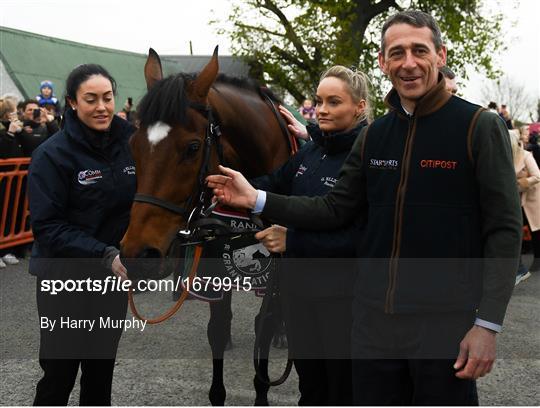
<box><xmin>215</xmin><ymin>0</ymin><xmax>505</xmax><ymax>115</ymax></box>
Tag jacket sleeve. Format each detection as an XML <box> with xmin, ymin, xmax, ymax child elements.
<box><xmin>286</xmin><ymin>222</ymin><xmax>359</xmax><ymax>258</ymax></box>
<box><xmin>472</xmin><ymin>111</ymin><xmax>522</xmax><ymax>326</ymax></box>
<box><xmin>250</xmin><ymin>146</ymin><xmax>307</xmax><ymax>194</ymax></box>
<box><xmin>46</xmin><ymin>120</ymin><xmax>60</xmax><ymax>137</ymax></box>
<box><xmin>28</xmin><ymin>148</ymin><xmax>108</xmax><ymax>258</ymax></box>
<box><xmin>262</xmin><ymin>128</ymin><xmax>368</xmax><ymax>229</ymax></box>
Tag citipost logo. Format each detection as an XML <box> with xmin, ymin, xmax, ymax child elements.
<box><xmin>419</xmin><ymin>159</ymin><xmax>458</xmax><ymax>170</ymax></box>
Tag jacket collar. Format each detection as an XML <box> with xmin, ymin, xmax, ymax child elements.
<box><xmin>64</xmin><ymin>108</ymin><xmax>136</xmax><ymax>151</ymax></box>
<box><xmin>308</xmin><ymin>121</ymin><xmax>366</xmax><ymax>155</ymax></box>
<box><xmin>384</xmin><ymin>73</ymin><xmax>451</xmax><ymax>118</ymax></box>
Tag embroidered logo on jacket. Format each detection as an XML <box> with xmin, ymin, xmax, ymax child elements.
<box><xmin>420</xmin><ymin>159</ymin><xmax>458</xmax><ymax>170</ymax></box>
<box><xmin>77</xmin><ymin>169</ymin><xmax>103</xmax><ymax>185</ymax></box>
<box><xmin>321</xmin><ymin>176</ymin><xmax>337</xmax><ymax>187</ymax></box>
<box><xmin>368</xmin><ymin>158</ymin><xmax>399</xmax><ymax>170</ymax></box>
<box><xmin>123</xmin><ymin>165</ymin><xmax>136</xmax><ymax>175</ymax></box>
<box><xmin>295</xmin><ymin>164</ymin><xmax>307</xmax><ymax>177</ymax></box>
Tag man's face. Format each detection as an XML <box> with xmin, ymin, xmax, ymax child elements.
<box><xmin>378</xmin><ymin>23</ymin><xmax>446</xmax><ymax>109</ymax></box>
<box><xmin>23</xmin><ymin>103</ymin><xmax>39</xmax><ymax>121</ymax></box>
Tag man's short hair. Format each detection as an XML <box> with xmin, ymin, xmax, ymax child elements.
<box><xmin>487</xmin><ymin>102</ymin><xmax>498</xmax><ymax>110</ymax></box>
<box><xmin>21</xmin><ymin>99</ymin><xmax>39</xmax><ymax>111</ymax></box>
<box><xmin>381</xmin><ymin>10</ymin><xmax>443</xmax><ymax>55</ymax></box>
<box><xmin>439</xmin><ymin>66</ymin><xmax>455</xmax><ymax>79</ymax></box>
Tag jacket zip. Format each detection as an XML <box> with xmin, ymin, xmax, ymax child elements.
<box><xmin>385</xmin><ymin>115</ymin><xmax>417</xmax><ymax>313</ymax></box>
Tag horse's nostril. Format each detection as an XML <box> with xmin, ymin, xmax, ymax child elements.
<box><xmin>139</xmin><ymin>247</ymin><xmax>162</xmax><ymax>259</ymax></box>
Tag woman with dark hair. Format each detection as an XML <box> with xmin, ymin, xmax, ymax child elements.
<box><xmin>28</xmin><ymin>64</ymin><xmax>136</xmax><ymax>405</ymax></box>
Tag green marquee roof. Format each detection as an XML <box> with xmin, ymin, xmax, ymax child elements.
<box><xmin>0</xmin><ymin>26</ymin><xmax>249</xmax><ymax>108</ymax></box>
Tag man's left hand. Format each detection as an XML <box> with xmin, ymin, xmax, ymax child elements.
<box><xmin>255</xmin><ymin>225</ymin><xmax>287</xmax><ymax>253</ymax></box>
<box><xmin>454</xmin><ymin>325</ymin><xmax>496</xmax><ymax>379</ymax></box>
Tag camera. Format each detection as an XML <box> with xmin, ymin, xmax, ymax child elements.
<box><xmin>33</xmin><ymin>108</ymin><xmax>41</xmax><ymax>120</ymax></box>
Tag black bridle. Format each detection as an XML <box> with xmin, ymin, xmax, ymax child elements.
<box><xmin>133</xmin><ymin>101</ymin><xmax>223</xmax><ymax>226</ymax></box>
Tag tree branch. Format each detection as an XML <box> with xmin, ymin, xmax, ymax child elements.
<box><xmin>258</xmin><ymin>0</ymin><xmax>313</xmax><ymax>68</ymax></box>
<box><xmin>270</xmin><ymin>46</ymin><xmax>310</xmax><ymax>71</ymax></box>
<box><xmin>364</xmin><ymin>0</ymin><xmax>401</xmax><ymax>21</ymax></box>
<box><xmin>235</xmin><ymin>22</ymin><xmax>285</xmax><ymax>38</ymax></box>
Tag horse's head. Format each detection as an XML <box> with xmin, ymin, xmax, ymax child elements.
<box><xmin>121</xmin><ymin>47</ymin><xmax>220</xmax><ymax>278</ymax></box>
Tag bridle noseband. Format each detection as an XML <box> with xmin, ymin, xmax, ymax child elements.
<box><xmin>133</xmin><ymin>102</ymin><xmax>223</xmax><ymax>228</ymax></box>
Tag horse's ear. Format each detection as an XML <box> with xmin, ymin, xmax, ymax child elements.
<box><xmin>192</xmin><ymin>46</ymin><xmax>219</xmax><ymax>99</ymax></box>
<box><xmin>144</xmin><ymin>48</ymin><xmax>163</xmax><ymax>90</ymax></box>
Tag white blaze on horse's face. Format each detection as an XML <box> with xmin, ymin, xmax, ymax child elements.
<box><xmin>147</xmin><ymin>121</ymin><xmax>171</xmax><ymax>146</ymax></box>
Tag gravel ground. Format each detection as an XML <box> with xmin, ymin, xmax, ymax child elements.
<box><xmin>1</xmin><ymin>258</ymin><xmax>538</xmax><ymax>406</ymax></box>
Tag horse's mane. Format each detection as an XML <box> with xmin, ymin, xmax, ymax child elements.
<box><xmin>137</xmin><ymin>73</ymin><xmax>281</xmax><ymax>127</ymax></box>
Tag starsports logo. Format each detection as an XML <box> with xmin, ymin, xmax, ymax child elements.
<box><xmin>77</xmin><ymin>169</ymin><xmax>103</xmax><ymax>185</ymax></box>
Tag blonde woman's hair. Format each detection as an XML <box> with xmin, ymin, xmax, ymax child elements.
<box><xmin>0</xmin><ymin>98</ymin><xmax>16</xmax><ymax>120</ymax></box>
<box><xmin>320</xmin><ymin>65</ymin><xmax>372</xmax><ymax>123</ymax></box>
<box><xmin>508</xmin><ymin>129</ymin><xmax>523</xmax><ymax>165</ymax></box>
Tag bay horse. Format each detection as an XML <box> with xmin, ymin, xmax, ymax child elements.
<box><xmin>120</xmin><ymin>47</ymin><xmax>291</xmax><ymax>405</ymax></box>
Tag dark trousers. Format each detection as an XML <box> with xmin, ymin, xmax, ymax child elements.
<box><xmin>351</xmin><ymin>305</ymin><xmax>478</xmax><ymax>406</ymax></box>
<box><xmin>352</xmin><ymin>359</ymin><xmax>478</xmax><ymax>406</ymax></box>
<box><xmin>34</xmin><ymin>275</ymin><xmax>127</xmax><ymax>405</ymax></box>
<box><xmin>34</xmin><ymin>359</ymin><xmax>116</xmax><ymax>406</ymax></box>
<box><xmin>283</xmin><ymin>294</ymin><xmax>353</xmax><ymax>405</ymax></box>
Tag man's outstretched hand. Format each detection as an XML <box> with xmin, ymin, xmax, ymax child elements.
<box><xmin>206</xmin><ymin>165</ymin><xmax>258</xmax><ymax>209</ymax></box>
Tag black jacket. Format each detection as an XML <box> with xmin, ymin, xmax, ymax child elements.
<box><xmin>0</xmin><ymin>121</ymin><xmax>24</xmax><ymax>158</ymax></box>
<box><xmin>28</xmin><ymin>109</ymin><xmax>136</xmax><ymax>277</ymax></box>
<box><xmin>252</xmin><ymin>122</ymin><xmax>365</xmax><ymax>297</ymax></box>
<box><xmin>20</xmin><ymin>119</ymin><xmax>59</xmax><ymax>157</ymax></box>
<box><xmin>262</xmin><ymin>78</ymin><xmax>521</xmax><ymax>325</ymax></box>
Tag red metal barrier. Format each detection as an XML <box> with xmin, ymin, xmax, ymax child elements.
<box><xmin>0</xmin><ymin>158</ymin><xmax>33</xmax><ymax>250</ymax></box>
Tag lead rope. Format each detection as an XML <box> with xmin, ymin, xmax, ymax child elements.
<box><xmin>128</xmin><ymin>245</ymin><xmax>203</xmax><ymax>324</ymax></box>
<box><xmin>253</xmin><ymin>254</ymin><xmax>293</xmax><ymax>386</ymax></box>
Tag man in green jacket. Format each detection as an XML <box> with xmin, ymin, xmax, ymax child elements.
<box><xmin>207</xmin><ymin>10</ymin><xmax>521</xmax><ymax>405</ymax></box>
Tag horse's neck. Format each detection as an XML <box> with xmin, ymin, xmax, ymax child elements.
<box><xmin>210</xmin><ymin>87</ymin><xmax>288</xmax><ymax>178</ymax></box>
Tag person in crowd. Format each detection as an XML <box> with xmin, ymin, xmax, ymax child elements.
<box><xmin>527</xmin><ymin>131</ymin><xmax>540</xmax><ymax>166</ymax></box>
<box><xmin>510</xmin><ymin>129</ymin><xmax>540</xmax><ymax>275</ymax></box>
<box><xmin>28</xmin><ymin>64</ymin><xmax>136</xmax><ymax>405</ymax></box>
<box><xmin>207</xmin><ymin>10</ymin><xmax>521</xmax><ymax>405</ymax></box>
<box><xmin>487</xmin><ymin>101</ymin><xmax>499</xmax><ymax>114</ymax></box>
<box><xmin>519</xmin><ymin>125</ymin><xmax>531</xmax><ymax>149</ymax></box>
<box><xmin>122</xmin><ymin>97</ymin><xmax>136</xmax><ymax>123</ymax></box>
<box><xmin>0</xmin><ymin>97</ymin><xmax>24</xmax><ymax>268</ymax></box>
<box><xmin>251</xmin><ymin>65</ymin><xmax>369</xmax><ymax>405</ymax></box>
<box><xmin>0</xmin><ymin>97</ymin><xmax>24</xmax><ymax>158</ymax></box>
<box><xmin>19</xmin><ymin>99</ymin><xmax>59</xmax><ymax>156</ymax></box>
<box><xmin>36</xmin><ymin>80</ymin><xmax>60</xmax><ymax>117</ymax></box>
<box><xmin>499</xmin><ymin>104</ymin><xmax>513</xmax><ymax>129</ymax></box>
<box><xmin>299</xmin><ymin>98</ymin><xmax>316</xmax><ymax>121</ymax></box>
<box><xmin>440</xmin><ymin>65</ymin><xmax>457</xmax><ymax>94</ymax></box>
<box><xmin>116</xmin><ymin>110</ymin><xmax>127</xmax><ymax>120</ymax></box>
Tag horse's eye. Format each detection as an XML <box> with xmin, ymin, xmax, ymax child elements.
<box><xmin>185</xmin><ymin>141</ymin><xmax>201</xmax><ymax>159</ymax></box>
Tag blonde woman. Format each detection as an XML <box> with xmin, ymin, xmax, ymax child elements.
<box><xmin>251</xmin><ymin>65</ymin><xmax>371</xmax><ymax>405</ymax></box>
<box><xmin>509</xmin><ymin>129</ymin><xmax>540</xmax><ymax>282</ymax></box>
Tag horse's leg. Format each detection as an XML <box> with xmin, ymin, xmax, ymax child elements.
<box><xmin>207</xmin><ymin>290</ymin><xmax>233</xmax><ymax>406</ymax></box>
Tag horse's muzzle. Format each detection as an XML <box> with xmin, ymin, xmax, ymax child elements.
<box><xmin>121</xmin><ymin>246</ymin><xmax>171</xmax><ymax>281</ymax></box>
